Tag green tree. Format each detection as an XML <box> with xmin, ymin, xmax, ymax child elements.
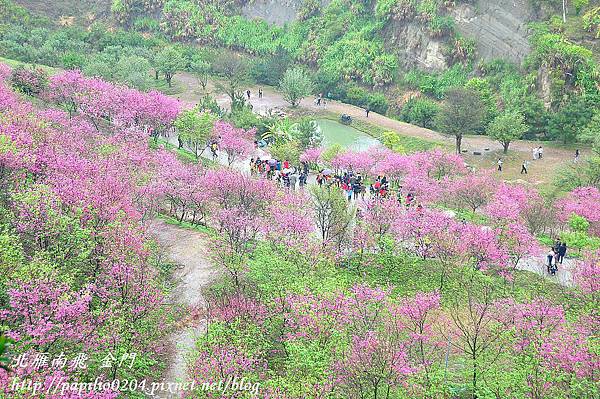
<box><xmin>310</xmin><ymin>185</ymin><xmax>354</xmax><ymax>250</ymax></box>
<box><xmin>155</xmin><ymin>46</ymin><xmax>184</xmax><ymax>87</ymax></box>
<box><xmin>381</xmin><ymin>131</ymin><xmax>406</xmax><ymax>153</ymax></box>
<box><xmin>280</xmin><ymin>67</ymin><xmax>314</xmax><ymax>107</ymax></box>
<box><xmin>174</xmin><ymin>107</ymin><xmax>217</xmax><ymax>159</ymax></box>
<box><xmin>400</xmin><ymin>97</ymin><xmax>440</xmax><ymax>129</ymax></box>
<box><xmin>190</xmin><ymin>55</ymin><xmax>210</xmax><ymax>93</ymax></box>
<box><xmin>83</xmin><ymin>56</ymin><xmax>114</xmax><ymax>80</ymax></box>
<box><xmin>114</xmin><ymin>55</ymin><xmax>152</xmax><ymax>90</ymax></box>
<box><xmin>214</xmin><ymin>54</ymin><xmax>248</xmax><ymax>110</ymax></box>
<box><xmin>436</xmin><ymin>87</ymin><xmax>485</xmax><ymax>154</ymax></box>
<box><xmin>270</xmin><ymin>140</ymin><xmax>301</xmax><ymax>165</ymax></box>
<box><xmin>292</xmin><ymin>118</ymin><xmax>321</xmax><ymax>149</ymax></box>
<box><xmin>250</xmin><ymin>46</ymin><xmax>292</xmax><ymax>86</ymax></box>
<box><xmin>465</xmin><ymin>77</ymin><xmax>498</xmax><ymax>132</ymax></box>
<box><xmin>561</xmin><ymin>214</ymin><xmax>600</xmax><ymax>254</ymax></box>
<box><xmin>547</xmin><ymin>95</ymin><xmax>595</xmax><ymax>144</ymax></box>
<box><xmin>486</xmin><ymin>111</ymin><xmax>528</xmax><ymax>153</ymax></box>
<box><xmin>580</xmin><ymin>111</ymin><xmax>600</xmax><ymax>147</ymax></box>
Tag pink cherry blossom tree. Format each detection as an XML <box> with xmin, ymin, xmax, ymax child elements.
<box><xmin>213</xmin><ymin>121</ymin><xmax>255</xmax><ymax>166</ymax></box>
<box><xmin>556</xmin><ymin>187</ymin><xmax>600</xmax><ymax>236</ymax></box>
<box><xmin>444</xmin><ymin>170</ymin><xmax>498</xmax><ymax>212</ymax></box>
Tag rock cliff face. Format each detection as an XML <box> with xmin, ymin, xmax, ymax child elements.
<box><xmin>382</xmin><ymin>21</ymin><xmax>448</xmax><ymax>72</ymax></box>
<box><xmin>243</xmin><ymin>0</ymin><xmax>537</xmax><ymax>69</ymax></box>
<box><xmin>242</xmin><ymin>0</ymin><xmax>331</xmax><ymax>25</ymax></box>
<box><xmin>452</xmin><ymin>0</ymin><xmax>537</xmax><ymax>64</ymax></box>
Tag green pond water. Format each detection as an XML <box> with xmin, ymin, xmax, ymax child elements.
<box><xmin>316</xmin><ymin>119</ymin><xmax>379</xmax><ymax>150</ymax></box>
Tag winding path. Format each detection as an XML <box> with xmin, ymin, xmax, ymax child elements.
<box><xmin>150</xmin><ymin>219</ymin><xmax>216</xmax><ymax>398</ymax></box>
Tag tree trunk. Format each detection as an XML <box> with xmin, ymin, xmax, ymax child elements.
<box><xmin>472</xmin><ymin>354</ymin><xmax>478</xmax><ymax>399</ymax></box>
<box><xmin>456</xmin><ymin>135</ymin><xmax>462</xmax><ymax>154</ymax></box>
<box><xmin>503</xmin><ymin>142</ymin><xmax>509</xmax><ymax>154</ymax></box>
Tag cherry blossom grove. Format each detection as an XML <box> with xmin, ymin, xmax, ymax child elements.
<box><xmin>0</xmin><ymin>65</ymin><xmax>597</xmax><ymax>399</ymax></box>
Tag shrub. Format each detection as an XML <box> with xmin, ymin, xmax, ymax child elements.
<box><xmin>280</xmin><ymin>67</ymin><xmax>315</xmax><ymax>107</ymax></box>
<box><xmin>250</xmin><ymin>47</ymin><xmax>292</xmax><ymax>86</ymax></box>
<box><xmin>228</xmin><ymin>106</ymin><xmax>262</xmax><ymax>130</ymax></box>
<box><xmin>366</xmin><ymin>93</ymin><xmax>389</xmax><ymax>114</ymax></box>
<box><xmin>404</xmin><ymin>64</ymin><xmax>469</xmax><ymax>99</ymax></box>
<box><xmin>400</xmin><ymin>97</ymin><xmax>439</xmax><ymax>128</ymax></box>
<box><xmin>62</xmin><ymin>52</ymin><xmax>86</xmax><ymax>70</ymax></box>
<box><xmin>428</xmin><ymin>15</ymin><xmax>455</xmax><ymax>38</ymax></box>
<box><xmin>114</xmin><ymin>55</ymin><xmax>152</xmax><ymax>90</ymax></box>
<box><xmin>583</xmin><ymin>6</ymin><xmax>600</xmax><ymax>37</ymax></box>
<box><xmin>10</xmin><ymin>65</ymin><xmax>47</xmax><ymax>96</ymax></box>
<box><xmin>133</xmin><ymin>17</ymin><xmax>161</xmax><ymax>33</ymax></box>
<box><xmin>343</xmin><ymin>85</ymin><xmax>388</xmax><ymax>114</ymax></box>
<box><xmin>345</xmin><ymin>85</ymin><xmax>370</xmax><ymax>108</ymax></box>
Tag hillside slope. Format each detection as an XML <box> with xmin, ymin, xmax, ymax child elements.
<box><xmin>14</xmin><ymin>0</ymin><xmax>111</xmax><ymax>20</ymax></box>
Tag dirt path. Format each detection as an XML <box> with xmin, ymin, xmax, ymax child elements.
<box><xmin>517</xmin><ymin>257</ymin><xmax>574</xmax><ymax>287</ymax></box>
<box><xmin>150</xmin><ymin>219</ymin><xmax>216</xmax><ymax>398</ymax></box>
<box><xmin>172</xmin><ymin>72</ymin><xmax>586</xmax><ymax>186</ymax></box>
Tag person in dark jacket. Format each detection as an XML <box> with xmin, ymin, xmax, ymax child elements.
<box><xmin>558</xmin><ymin>243</ymin><xmax>567</xmax><ymax>264</ymax></box>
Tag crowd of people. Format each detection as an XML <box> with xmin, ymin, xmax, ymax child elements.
<box><xmin>250</xmin><ymin>158</ymin><xmax>309</xmax><ymax>189</ymax></box>
<box><xmin>228</xmin><ymin>140</ymin><xmax>572</xmax><ymax>275</ymax></box>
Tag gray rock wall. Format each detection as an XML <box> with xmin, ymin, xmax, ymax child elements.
<box><xmin>384</xmin><ymin>21</ymin><xmax>448</xmax><ymax>72</ymax></box>
<box><xmin>242</xmin><ymin>0</ymin><xmax>331</xmax><ymax>25</ymax></box>
<box><xmin>452</xmin><ymin>0</ymin><xmax>536</xmax><ymax>64</ymax></box>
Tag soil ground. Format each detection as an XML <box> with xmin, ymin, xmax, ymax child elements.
<box><xmin>150</xmin><ymin>219</ymin><xmax>216</xmax><ymax>398</ymax></box>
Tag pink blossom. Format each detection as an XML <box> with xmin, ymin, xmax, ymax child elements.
<box><xmin>213</xmin><ymin>121</ymin><xmax>255</xmax><ymax>166</ymax></box>
<box><xmin>556</xmin><ymin>187</ymin><xmax>600</xmax><ymax>236</ymax></box>
<box><xmin>299</xmin><ymin>146</ymin><xmax>324</xmax><ymax>164</ymax></box>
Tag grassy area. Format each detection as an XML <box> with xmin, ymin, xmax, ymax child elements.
<box><xmin>158</xmin><ymin>213</ymin><xmax>215</xmax><ymax>236</ymax></box>
<box><xmin>0</xmin><ymin>56</ymin><xmax>59</xmax><ymax>74</ymax></box>
<box><xmin>149</xmin><ymin>137</ymin><xmax>218</xmax><ymax>167</ymax></box>
<box><xmin>149</xmin><ymin>77</ymin><xmax>186</xmax><ymax>96</ymax></box>
<box><xmin>340</xmin><ymin>248</ymin><xmax>573</xmax><ymax>307</ymax></box>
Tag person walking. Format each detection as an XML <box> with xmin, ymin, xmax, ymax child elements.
<box><xmin>497</xmin><ymin>158</ymin><xmax>503</xmax><ymax>172</ymax></box>
<box><xmin>289</xmin><ymin>173</ymin><xmax>297</xmax><ymax>191</ymax></box>
<box><xmin>365</xmin><ymin>107</ymin><xmax>370</xmax><ymax>118</ymax></box>
<box><xmin>538</xmin><ymin>146</ymin><xmax>543</xmax><ymax>159</ymax></box>
<box><xmin>246</xmin><ymin>89</ymin><xmax>251</xmax><ymax>100</ymax></box>
<box><xmin>258</xmin><ymin>88</ymin><xmax>263</xmax><ymax>99</ymax></box>
<box><xmin>558</xmin><ymin>242</ymin><xmax>567</xmax><ymax>264</ymax></box>
<box><xmin>352</xmin><ymin>180</ymin><xmax>361</xmax><ymax>200</ymax></box>
<box><xmin>316</xmin><ymin>172</ymin><xmax>324</xmax><ymax>187</ymax></box>
<box><xmin>546</xmin><ymin>247</ymin><xmax>555</xmax><ymax>274</ymax></box>
<box><xmin>520</xmin><ymin>160</ymin><xmax>529</xmax><ymax>174</ymax></box>
<box><xmin>210</xmin><ymin>142</ymin><xmax>218</xmax><ymax>160</ymax></box>
<box><xmin>299</xmin><ymin>172</ymin><xmax>307</xmax><ymax>188</ymax></box>
<box><xmin>574</xmin><ymin>149</ymin><xmax>580</xmax><ymax>163</ymax></box>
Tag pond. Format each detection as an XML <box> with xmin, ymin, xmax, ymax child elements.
<box><xmin>316</xmin><ymin>119</ymin><xmax>380</xmax><ymax>151</ymax></box>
